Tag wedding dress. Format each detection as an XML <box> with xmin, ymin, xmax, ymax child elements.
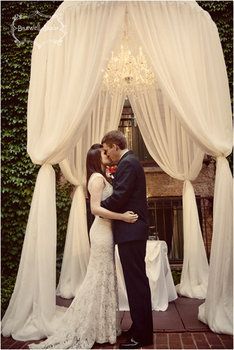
<box><xmin>29</xmin><ymin>173</ymin><xmax>120</xmax><ymax>349</ymax></box>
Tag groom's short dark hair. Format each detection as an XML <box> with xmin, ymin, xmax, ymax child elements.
<box><xmin>101</xmin><ymin>130</ymin><xmax>127</xmax><ymax>150</ymax></box>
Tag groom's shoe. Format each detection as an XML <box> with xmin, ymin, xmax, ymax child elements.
<box><xmin>119</xmin><ymin>338</ymin><xmax>142</xmax><ymax>349</ymax></box>
<box><xmin>121</xmin><ymin>328</ymin><xmax>132</xmax><ymax>338</ymax></box>
<box><xmin>119</xmin><ymin>338</ymin><xmax>153</xmax><ymax>349</ymax></box>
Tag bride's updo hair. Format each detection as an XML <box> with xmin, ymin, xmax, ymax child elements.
<box><xmin>86</xmin><ymin>144</ymin><xmax>106</xmax><ymax>187</ymax></box>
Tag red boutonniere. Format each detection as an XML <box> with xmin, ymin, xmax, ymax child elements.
<box><xmin>106</xmin><ymin>165</ymin><xmax>117</xmax><ymax>179</ymax></box>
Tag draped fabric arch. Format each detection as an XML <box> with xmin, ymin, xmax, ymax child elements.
<box><xmin>2</xmin><ymin>0</ymin><xmax>232</xmax><ymax>341</ymax></box>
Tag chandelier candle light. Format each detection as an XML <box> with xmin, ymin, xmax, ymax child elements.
<box><xmin>103</xmin><ymin>40</ymin><xmax>155</xmax><ymax>96</ymax></box>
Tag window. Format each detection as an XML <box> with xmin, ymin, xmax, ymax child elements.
<box><xmin>118</xmin><ymin>100</ymin><xmax>156</xmax><ymax>166</ymax></box>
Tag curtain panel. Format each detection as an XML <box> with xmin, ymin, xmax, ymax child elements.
<box><xmin>128</xmin><ymin>1</ymin><xmax>232</xmax><ymax>333</ymax></box>
<box><xmin>2</xmin><ymin>2</ymin><xmax>126</xmax><ymax>341</ymax></box>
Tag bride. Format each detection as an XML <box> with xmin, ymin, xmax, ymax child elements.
<box><xmin>29</xmin><ymin>143</ymin><xmax>138</xmax><ymax>349</ymax></box>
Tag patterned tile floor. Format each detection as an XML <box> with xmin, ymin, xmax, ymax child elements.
<box><xmin>1</xmin><ymin>297</ymin><xmax>233</xmax><ymax>349</ymax></box>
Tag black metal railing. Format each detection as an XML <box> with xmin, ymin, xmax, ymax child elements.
<box><xmin>147</xmin><ymin>196</ymin><xmax>213</xmax><ymax>264</ymax></box>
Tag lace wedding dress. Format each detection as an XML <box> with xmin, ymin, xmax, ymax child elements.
<box><xmin>29</xmin><ymin>173</ymin><xmax>120</xmax><ymax>349</ymax></box>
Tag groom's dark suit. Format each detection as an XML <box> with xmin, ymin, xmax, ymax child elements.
<box><xmin>101</xmin><ymin>151</ymin><xmax>153</xmax><ymax>344</ymax></box>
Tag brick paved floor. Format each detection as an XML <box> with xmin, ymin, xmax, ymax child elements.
<box><xmin>1</xmin><ymin>297</ymin><xmax>233</xmax><ymax>349</ymax></box>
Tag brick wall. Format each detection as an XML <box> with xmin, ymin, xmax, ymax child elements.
<box><xmin>144</xmin><ymin>160</ymin><xmax>215</xmax><ymax>198</ymax></box>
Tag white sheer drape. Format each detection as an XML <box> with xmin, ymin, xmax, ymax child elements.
<box><xmin>1</xmin><ymin>165</ymin><xmax>58</xmax><ymax>340</ymax></box>
<box><xmin>198</xmin><ymin>157</ymin><xmax>233</xmax><ymax>334</ymax></box>
<box><xmin>27</xmin><ymin>1</ymin><xmax>125</xmax><ymax>165</ymax></box>
<box><xmin>2</xmin><ymin>2</ymin><xmax>126</xmax><ymax>341</ymax></box>
<box><xmin>128</xmin><ymin>1</ymin><xmax>232</xmax><ymax>333</ymax></box>
<box><xmin>57</xmin><ymin>90</ymin><xmax>125</xmax><ymax>298</ymax></box>
<box><xmin>129</xmin><ymin>87</ymin><xmax>209</xmax><ymax>299</ymax></box>
<box><xmin>128</xmin><ymin>1</ymin><xmax>231</xmax><ymax>155</ymax></box>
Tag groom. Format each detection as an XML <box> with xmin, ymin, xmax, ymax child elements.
<box><xmin>101</xmin><ymin>130</ymin><xmax>153</xmax><ymax>349</ymax></box>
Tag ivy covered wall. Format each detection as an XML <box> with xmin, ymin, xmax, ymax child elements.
<box><xmin>1</xmin><ymin>1</ymin><xmax>233</xmax><ymax>315</ymax></box>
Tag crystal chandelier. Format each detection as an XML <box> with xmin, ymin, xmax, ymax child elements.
<box><xmin>102</xmin><ymin>33</ymin><xmax>155</xmax><ymax>95</ymax></box>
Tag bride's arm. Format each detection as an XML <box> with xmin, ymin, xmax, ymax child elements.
<box><xmin>89</xmin><ymin>177</ymin><xmax>138</xmax><ymax>223</ymax></box>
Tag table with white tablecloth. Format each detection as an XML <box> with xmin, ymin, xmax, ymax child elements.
<box><xmin>115</xmin><ymin>240</ymin><xmax>177</xmax><ymax>311</ymax></box>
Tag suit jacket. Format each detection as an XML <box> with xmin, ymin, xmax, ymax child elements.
<box><xmin>101</xmin><ymin>151</ymin><xmax>149</xmax><ymax>244</ymax></box>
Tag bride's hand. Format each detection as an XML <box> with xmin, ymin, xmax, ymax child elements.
<box><xmin>122</xmin><ymin>211</ymin><xmax>138</xmax><ymax>223</ymax></box>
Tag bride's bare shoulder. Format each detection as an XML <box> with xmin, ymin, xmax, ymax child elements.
<box><xmin>88</xmin><ymin>173</ymin><xmax>105</xmax><ymax>189</ymax></box>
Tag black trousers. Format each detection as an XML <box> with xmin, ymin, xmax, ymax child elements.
<box><xmin>118</xmin><ymin>240</ymin><xmax>153</xmax><ymax>344</ymax></box>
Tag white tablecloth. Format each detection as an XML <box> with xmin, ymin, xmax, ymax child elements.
<box><xmin>115</xmin><ymin>240</ymin><xmax>177</xmax><ymax>311</ymax></box>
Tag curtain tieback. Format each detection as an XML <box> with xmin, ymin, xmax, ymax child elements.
<box><xmin>216</xmin><ymin>154</ymin><xmax>227</xmax><ymax>161</ymax></box>
<box><xmin>73</xmin><ymin>184</ymin><xmax>86</xmax><ymax>199</ymax></box>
